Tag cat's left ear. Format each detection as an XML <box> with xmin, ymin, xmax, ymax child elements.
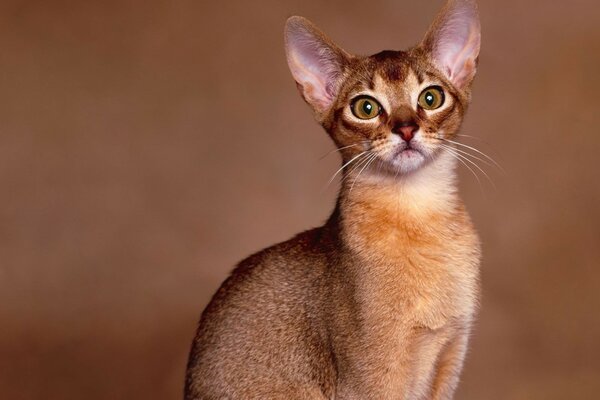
<box><xmin>421</xmin><ymin>0</ymin><xmax>481</xmax><ymax>89</ymax></box>
<box><xmin>285</xmin><ymin>16</ymin><xmax>351</xmax><ymax>116</ymax></box>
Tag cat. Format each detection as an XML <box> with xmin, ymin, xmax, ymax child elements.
<box><xmin>185</xmin><ymin>0</ymin><xmax>482</xmax><ymax>399</ymax></box>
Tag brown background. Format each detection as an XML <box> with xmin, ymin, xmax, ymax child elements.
<box><xmin>1</xmin><ymin>0</ymin><xmax>599</xmax><ymax>399</ymax></box>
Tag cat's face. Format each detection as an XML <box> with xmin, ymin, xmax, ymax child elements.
<box><xmin>325</xmin><ymin>51</ymin><xmax>468</xmax><ymax>174</ymax></box>
<box><xmin>285</xmin><ymin>0</ymin><xmax>480</xmax><ymax>177</ymax></box>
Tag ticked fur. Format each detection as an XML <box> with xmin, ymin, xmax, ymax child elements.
<box><xmin>186</xmin><ymin>1</ymin><xmax>482</xmax><ymax>399</ymax></box>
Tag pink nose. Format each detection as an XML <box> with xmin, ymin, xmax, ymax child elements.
<box><xmin>392</xmin><ymin>122</ymin><xmax>418</xmax><ymax>142</ymax></box>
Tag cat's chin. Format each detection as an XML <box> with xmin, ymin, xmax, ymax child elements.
<box><xmin>390</xmin><ymin>148</ymin><xmax>427</xmax><ymax>174</ymax></box>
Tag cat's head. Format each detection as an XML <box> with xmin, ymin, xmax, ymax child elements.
<box><xmin>285</xmin><ymin>0</ymin><xmax>480</xmax><ymax>176</ymax></box>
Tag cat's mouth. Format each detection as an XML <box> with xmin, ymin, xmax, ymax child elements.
<box><xmin>394</xmin><ymin>144</ymin><xmax>424</xmax><ymax>159</ymax></box>
<box><xmin>389</xmin><ymin>143</ymin><xmax>427</xmax><ymax>173</ymax></box>
<box><xmin>397</xmin><ymin>148</ymin><xmax>421</xmax><ymax>157</ymax></box>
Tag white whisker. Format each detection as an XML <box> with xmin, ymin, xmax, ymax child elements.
<box><xmin>350</xmin><ymin>153</ymin><xmax>378</xmax><ymax>193</ymax></box>
<box><xmin>441</xmin><ymin>146</ymin><xmax>484</xmax><ymax>194</ymax></box>
<box><xmin>444</xmin><ymin>145</ymin><xmax>495</xmax><ymax>168</ymax></box>
<box><xmin>324</xmin><ymin>151</ymin><xmax>369</xmax><ymax>190</ymax></box>
<box><xmin>441</xmin><ymin>144</ymin><xmax>496</xmax><ymax>190</ymax></box>
<box><xmin>440</xmin><ymin>138</ymin><xmax>505</xmax><ymax>174</ymax></box>
<box><xmin>318</xmin><ymin>144</ymin><xmax>358</xmax><ymax>161</ymax></box>
<box><xmin>343</xmin><ymin>151</ymin><xmax>373</xmax><ymax>179</ymax></box>
<box><xmin>453</xmin><ymin>134</ymin><xmax>490</xmax><ymax>144</ymax></box>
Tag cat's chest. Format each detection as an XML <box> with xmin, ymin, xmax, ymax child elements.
<box><xmin>347</xmin><ymin>212</ymin><xmax>481</xmax><ymax>330</ymax></box>
<box><xmin>396</xmin><ymin>243</ymin><xmax>479</xmax><ymax>330</ymax></box>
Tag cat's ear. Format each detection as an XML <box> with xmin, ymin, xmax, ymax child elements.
<box><xmin>421</xmin><ymin>0</ymin><xmax>481</xmax><ymax>89</ymax></box>
<box><xmin>285</xmin><ymin>16</ymin><xmax>351</xmax><ymax>115</ymax></box>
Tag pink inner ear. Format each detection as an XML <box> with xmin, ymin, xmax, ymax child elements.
<box><xmin>287</xmin><ymin>41</ymin><xmax>334</xmax><ymax>109</ymax></box>
<box><xmin>285</xmin><ymin>19</ymin><xmax>345</xmax><ymax>112</ymax></box>
<box><xmin>430</xmin><ymin>4</ymin><xmax>481</xmax><ymax>88</ymax></box>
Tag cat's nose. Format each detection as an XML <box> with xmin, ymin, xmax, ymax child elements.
<box><xmin>392</xmin><ymin>121</ymin><xmax>419</xmax><ymax>142</ymax></box>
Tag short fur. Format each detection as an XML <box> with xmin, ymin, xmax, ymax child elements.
<box><xmin>185</xmin><ymin>1</ymin><xmax>482</xmax><ymax>399</ymax></box>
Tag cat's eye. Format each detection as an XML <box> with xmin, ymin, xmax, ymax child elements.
<box><xmin>351</xmin><ymin>96</ymin><xmax>382</xmax><ymax>120</ymax></box>
<box><xmin>418</xmin><ymin>86</ymin><xmax>445</xmax><ymax>110</ymax></box>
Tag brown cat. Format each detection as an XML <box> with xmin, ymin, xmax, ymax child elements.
<box><xmin>185</xmin><ymin>0</ymin><xmax>482</xmax><ymax>399</ymax></box>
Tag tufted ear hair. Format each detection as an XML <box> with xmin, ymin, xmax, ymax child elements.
<box><xmin>421</xmin><ymin>0</ymin><xmax>481</xmax><ymax>89</ymax></box>
<box><xmin>285</xmin><ymin>16</ymin><xmax>351</xmax><ymax>115</ymax></box>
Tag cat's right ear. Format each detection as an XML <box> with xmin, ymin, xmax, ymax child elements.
<box><xmin>285</xmin><ymin>17</ymin><xmax>350</xmax><ymax>116</ymax></box>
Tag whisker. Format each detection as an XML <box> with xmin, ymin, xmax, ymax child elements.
<box><xmin>441</xmin><ymin>146</ymin><xmax>485</xmax><ymax>194</ymax></box>
<box><xmin>324</xmin><ymin>151</ymin><xmax>369</xmax><ymax>190</ymax></box>
<box><xmin>350</xmin><ymin>153</ymin><xmax>378</xmax><ymax>193</ymax></box>
<box><xmin>439</xmin><ymin>138</ymin><xmax>505</xmax><ymax>174</ymax></box>
<box><xmin>344</xmin><ymin>151</ymin><xmax>374</xmax><ymax>179</ymax></box>
<box><xmin>318</xmin><ymin>144</ymin><xmax>358</xmax><ymax>161</ymax></box>
<box><xmin>337</xmin><ymin>151</ymin><xmax>373</xmax><ymax>188</ymax></box>
<box><xmin>453</xmin><ymin>134</ymin><xmax>491</xmax><ymax>144</ymax></box>
<box><xmin>441</xmin><ymin>144</ymin><xmax>496</xmax><ymax>190</ymax></box>
<box><xmin>441</xmin><ymin>144</ymin><xmax>495</xmax><ymax>168</ymax></box>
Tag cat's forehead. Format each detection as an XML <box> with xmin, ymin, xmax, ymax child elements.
<box><xmin>338</xmin><ymin>50</ymin><xmax>432</xmax><ymax>108</ymax></box>
<box><xmin>348</xmin><ymin>50</ymin><xmax>442</xmax><ymax>97</ymax></box>
<box><xmin>369</xmin><ymin>50</ymin><xmax>413</xmax><ymax>82</ymax></box>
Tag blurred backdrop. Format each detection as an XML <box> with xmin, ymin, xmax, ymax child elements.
<box><xmin>1</xmin><ymin>0</ymin><xmax>599</xmax><ymax>399</ymax></box>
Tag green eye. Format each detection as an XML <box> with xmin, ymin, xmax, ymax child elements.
<box><xmin>418</xmin><ymin>86</ymin><xmax>445</xmax><ymax>110</ymax></box>
<box><xmin>351</xmin><ymin>96</ymin><xmax>382</xmax><ymax>120</ymax></box>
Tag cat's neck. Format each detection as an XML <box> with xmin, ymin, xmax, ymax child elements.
<box><xmin>340</xmin><ymin>151</ymin><xmax>459</xmax><ymax>219</ymax></box>
<box><xmin>332</xmin><ymin>151</ymin><xmax>462</xmax><ymax>255</ymax></box>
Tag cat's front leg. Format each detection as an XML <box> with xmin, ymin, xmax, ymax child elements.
<box><xmin>429</xmin><ymin>331</ymin><xmax>469</xmax><ymax>400</ymax></box>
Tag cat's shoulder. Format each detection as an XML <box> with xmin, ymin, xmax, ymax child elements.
<box><xmin>220</xmin><ymin>226</ymin><xmax>332</xmax><ymax>290</ymax></box>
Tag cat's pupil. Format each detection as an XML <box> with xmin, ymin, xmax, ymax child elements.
<box><xmin>425</xmin><ymin>93</ymin><xmax>434</xmax><ymax>106</ymax></box>
<box><xmin>362</xmin><ymin>102</ymin><xmax>373</xmax><ymax>115</ymax></box>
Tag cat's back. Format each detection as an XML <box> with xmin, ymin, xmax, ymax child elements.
<box><xmin>185</xmin><ymin>227</ymin><xmax>336</xmax><ymax>399</ymax></box>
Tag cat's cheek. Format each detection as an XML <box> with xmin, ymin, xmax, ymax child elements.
<box><xmin>338</xmin><ymin>118</ymin><xmax>380</xmax><ymax>141</ymax></box>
